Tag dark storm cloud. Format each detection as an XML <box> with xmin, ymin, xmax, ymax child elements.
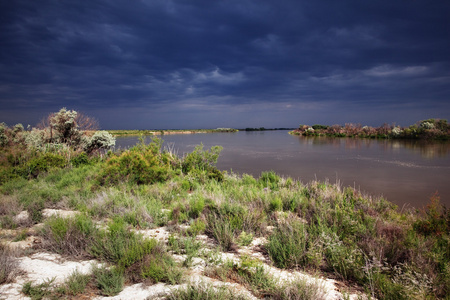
<box><xmin>0</xmin><ymin>0</ymin><xmax>449</xmax><ymax>128</ymax></box>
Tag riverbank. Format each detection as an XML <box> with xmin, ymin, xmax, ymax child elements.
<box><xmin>1</xmin><ymin>138</ymin><xmax>449</xmax><ymax>299</ymax></box>
<box><xmin>290</xmin><ymin>118</ymin><xmax>450</xmax><ymax>140</ymax></box>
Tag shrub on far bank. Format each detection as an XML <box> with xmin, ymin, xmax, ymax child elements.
<box><xmin>290</xmin><ymin>118</ymin><xmax>450</xmax><ymax>140</ymax></box>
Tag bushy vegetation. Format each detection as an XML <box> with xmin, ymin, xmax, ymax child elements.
<box><xmin>291</xmin><ymin>118</ymin><xmax>450</xmax><ymax>140</ymax></box>
<box><xmin>1</xmin><ymin>110</ymin><xmax>450</xmax><ymax>299</ymax></box>
<box><xmin>0</xmin><ymin>108</ymin><xmax>115</xmax><ymax>183</ymax></box>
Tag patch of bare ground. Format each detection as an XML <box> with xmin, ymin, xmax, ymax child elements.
<box><xmin>0</xmin><ymin>209</ymin><xmax>368</xmax><ymax>299</ymax></box>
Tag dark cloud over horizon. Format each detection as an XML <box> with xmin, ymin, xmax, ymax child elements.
<box><xmin>1</xmin><ymin>0</ymin><xmax>449</xmax><ymax>129</ymax></box>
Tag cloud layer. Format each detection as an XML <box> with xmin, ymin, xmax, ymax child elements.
<box><xmin>1</xmin><ymin>0</ymin><xmax>449</xmax><ymax>128</ymax></box>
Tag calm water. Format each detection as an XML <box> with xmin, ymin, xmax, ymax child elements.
<box><xmin>115</xmin><ymin>131</ymin><xmax>450</xmax><ymax>208</ymax></box>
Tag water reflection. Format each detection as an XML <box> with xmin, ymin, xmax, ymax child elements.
<box><xmin>116</xmin><ymin>132</ymin><xmax>450</xmax><ymax>207</ymax></box>
<box><xmin>295</xmin><ymin>136</ymin><xmax>450</xmax><ymax>159</ymax></box>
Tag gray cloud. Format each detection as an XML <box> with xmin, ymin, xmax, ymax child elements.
<box><xmin>0</xmin><ymin>0</ymin><xmax>449</xmax><ymax>128</ymax></box>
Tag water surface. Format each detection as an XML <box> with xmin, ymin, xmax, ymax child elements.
<box><xmin>116</xmin><ymin>131</ymin><xmax>450</xmax><ymax>208</ymax></box>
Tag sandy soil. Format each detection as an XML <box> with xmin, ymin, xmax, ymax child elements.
<box><xmin>0</xmin><ymin>209</ymin><xmax>366</xmax><ymax>300</ymax></box>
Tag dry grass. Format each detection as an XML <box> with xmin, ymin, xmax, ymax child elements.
<box><xmin>0</xmin><ymin>243</ymin><xmax>22</xmax><ymax>284</ymax></box>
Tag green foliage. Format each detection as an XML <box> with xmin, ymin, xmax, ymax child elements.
<box><xmin>41</xmin><ymin>213</ymin><xmax>98</xmax><ymax>256</ymax></box>
<box><xmin>97</xmin><ymin>137</ymin><xmax>173</xmax><ymax>185</ymax></box>
<box><xmin>182</xmin><ymin>144</ymin><xmax>223</xmax><ymax>174</ymax></box>
<box><xmin>267</xmin><ymin>219</ymin><xmax>309</xmax><ymax>269</ymax></box>
<box><xmin>206</xmin><ymin>213</ymin><xmax>236</xmax><ymax>251</ymax></box>
<box><xmin>259</xmin><ymin>171</ymin><xmax>281</xmax><ymax>190</ymax></box>
<box><xmin>92</xmin><ymin>265</ymin><xmax>124</xmax><ymax>296</ymax></box>
<box><xmin>70</xmin><ymin>152</ymin><xmax>90</xmax><ymax>167</ymax></box>
<box><xmin>167</xmin><ymin>282</ymin><xmax>248</xmax><ymax>300</ymax></box>
<box><xmin>22</xmin><ymin>278</ymin><xmax>55</xmax><ymax>300</ymax></box>
<box><xmin>237</xmin><ymin>231</ymin><xmax>253</xmax><ymax>246</ymax></box>
<box><xmin>59</xmin><ymin>270</ymin><xmax>91</xmax><ymax>296</ymax></box>
<box><xmin>26</xmin><ymin>152</ymin><xmax>67</xmax><ymax>178</ymax></box>
<box><xmin>414</xmin><ymin>193</ymin><xmax>449</xmax><ymax>236</ymax></box>
<box><xmin>188</xmin><ymin>218</ymin><xmax>206</xmax><ymax>236</ymax></box>
<box><xmin>189</xmin><ymin>195</ymin><xmax>205</xmax><ymax>219</ymax></box>
<box><xmin>91</xmin><ymin>217</ymin><xmax>155</xmax><ymax>267</ymax></box>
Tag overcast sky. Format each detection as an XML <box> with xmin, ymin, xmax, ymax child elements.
<box><xmin>1</xmin><ymin>0</ymin><xmax>449</xmax><ymax>129</ymax></box>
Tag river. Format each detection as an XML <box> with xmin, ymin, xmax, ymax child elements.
<box><xmin>115</xmin><ymin>130</ymin><xmax>450</xmax><ymax>208</ymax></box>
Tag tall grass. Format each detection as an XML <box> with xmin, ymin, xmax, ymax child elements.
<box><xmin>1</xmin><ymin>134</ymin><xmax>449</xmax><ymax>299</ymax></box>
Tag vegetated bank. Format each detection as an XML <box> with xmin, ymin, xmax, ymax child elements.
<box><xmin>290</xmin><ymin>119</ymin><xmax>450</xmax><ymax>140</ymax></box>
<box><xmin>108</xmin><ymin>128</ymin><xmax>238</xmax><ymax>137</ymax></box>
<box><xmin>0</xmin><ymin>109</ymin><xmax>449</xmax><ymax>299</ymax></box>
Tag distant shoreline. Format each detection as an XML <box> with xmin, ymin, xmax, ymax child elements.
<box><xmin>107</xmin><ymin>128</ymin><xmax>296</xmax><ymax>136</ymax></box>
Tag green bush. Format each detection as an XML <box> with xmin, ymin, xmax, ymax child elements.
<box><xmin>259</xmin><ymin>171</ymin><xmax>281</xmax><ymax>190</ymax></box>
<box><xmin>26</xmin><ymin>153</ymin><xmax>67</xmax><ymax>178</ymax></box>
<box><xmin>167</xmin><ymin>282</ymin><xmax>248</xmax><ymax>300</ymax></box>
<box><xmin>92</xmin><ymin>265</ymin><xmax>124</xmax><ymax>296</ymax></box>
<box><xmin>41</xmin><ymin>214</ymin><xmax>97</xmax><ymax>257</ymax></box>
<box><xmin>59</xmin><ymin>270</ymin><xmax>91</xmax><ymax>296</ymax></box>
<box><xmin>182</xmin><ymin>144</ymin><xmax>222</xmax><ymax>174</ymax></box>
<box><xmin>22</xmin><ymin>278</ymin><xmax>55</xmax><ymax>300</ymax></box>
<box><xmin>97</xmin><ymin>137</ymin><xmax>173</xmax><ymax>185</ymax></box>
<box><xmin>266</xmin><ymin>219</ymin><xmax>308</xmax><ymax>269</ymax></box>
<box><xmin>71</xmin><ymin>152</ymin><xmax>90</xmax><ymax>167</ymax></box>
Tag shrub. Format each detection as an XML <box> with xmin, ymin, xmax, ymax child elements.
<box><xmin>97</xmin><ymin>137</ymin><xmax>173</xmax><ymax>185</ymax></box>
<box><xmin>26</xmin><ymin>152</ymin><xmax>67</xmax><ymax>178</ymax></box>
<box><xmin>22</xmin><ymin>278</ymin><xmax>55</xmax><ymax>300</ymax></box>
<box><xmin>137</xmin><ymin>246</ymin><xmax>183</xmax><ymax>284</ymax></box>
<box><xmin>189</xmin><ymin>195</ymin><xmax>205</xmax><ymax>219</ymax></box>
<box><xmin>92</xmin><ymin>265</ymin><xmax>124</xmax><ymax>296</ymax></box>
<box><xmin>84</xmin><ymin>130</ymin><xmax>115</xmax><ymax>153</ymax></box>
<box><xmin>90</xmin><ymin>217</ymin><xmax>156</xmax><ymax>267</ymax></box>
<box><xmin>259</xmin><ymin>171</ymin><xmax>281</xmax><ymax>190</ymax></box>
<box><xmin>59</xmin><ymin>269</ymin><xmax>91</xmax><ymax>296</ymax></box>
<box><xmin>206</xmin><ymin>213</ymin><xmax>236</xmax><ymax>252</ymax></box>
<box><xmin>167</xmin><ymin>282</ymin><xmax>248</xmax><ymax>300</ymax></box>
<box><xmin>40</xmin><ymin>214</ymin><xmax>97</xmax><ymax>257</ymax></box>
<box><xmin>266</xmin><ymin>219</ymin><xmax>309</xmax><ymax>269</ymax></box>
<box><xmin>182</xmin><ymin>144</ymin><xmax>223</xmax><ymax>174</ymax></box>
<box><xmin>271</xmin><ymin>276</ymin><xmax>326</xmax><ymax>300</ymax></box>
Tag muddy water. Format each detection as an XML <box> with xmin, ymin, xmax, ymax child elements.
<box><xmin>115</xmin><ymin>131</ymin><xmax>450</xmax><ymax>208</ymax></box>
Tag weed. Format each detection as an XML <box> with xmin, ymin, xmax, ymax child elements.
<box><xmin>58</xmin><ymin>269</ymin><xmax>91</xmax><ymax>296</ymax></box>
<box><xmin>188</xmin><ymin>218</ymin><xmax>206</xmax><ymax>236</ymax></box>
<box><xmin>237</xmin><ymin>231</ymin><xmax>253</xmax><ymax>246</ymax></box>
<box><xmin>92</xmin><ymin>264</ymin><xmax>124</xmax><ymax>296</ymax></box>
<box><xmin>166</xmin><ymin>282</ymin><xmax>248</xmax><ymax>300</ymax></box>
<box><xmin>0</xmin><ymin>244</ymin><xmax>21</xmax><ymax>284</ymax></box>
<box><xmin>22</xmin><ymin>278</ymin><xmax>55</xmax><ymax>300</ymax></box>
<box><xmin>206</xmin><ymin>213</ymin><xmax>236</xmax><ymax>252</ymax></box>
<box><xmin>40</xmin><ymin>213</ymin><xmax>98</xmax><ymax>257</ymax></box>
<box><xmin>271</xmin><ymin>276</ymin><xmax>327</xmax><ymax>300</ymax></box>
<box><xmin>266</xmin><ymin>218</ymin><xmax>309</xmax><ymax>269</ymax></box>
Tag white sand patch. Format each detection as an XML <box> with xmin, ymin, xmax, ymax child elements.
<box><xmin>0</xmin><ymin>282</ymin><xmax>24</xmax><ymax>300</ymax></box>
<box><xmin>42</xmin><ymin>209</ymin><xmax>79</xmax><ymax>219</ymax></box>
<box><xmin>19</xmin><ymin>252</ymin><xmax>100</xmax><ymax>284</ymax></box>
<box><xmin>94</xmin><ymin>282</ymin><xmax>176</xmax><ymax>300</ymax></box>
<box><xmin>0</xmin><ymin>252</ymin><xmax>102</xmax><ymax>300</ymax></box>
<box><xmin>13</xmin><ymin>210</ymin><xmax>29</xmax><ymax>224</ymax></box>
<box><xmin>136</xmin><ymin>227</ymin><xmax>171</xmax><ymax>243</ymax></box>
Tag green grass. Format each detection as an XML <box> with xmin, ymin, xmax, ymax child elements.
<box><xmin>165</xmin><ymin>282</ymin><xmax>248</xmax><ymax>300</ymax></box>
<box><xmin>2</xmin><ymin>135</ymin><xmax>450</xmax><ymax>299</ymax></box>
